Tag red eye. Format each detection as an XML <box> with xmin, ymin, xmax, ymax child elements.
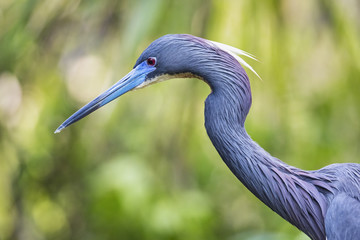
<box><xmin>146</xmin><ymin>57</ymin><xmax>157</xmax><ymax>66</ymax></box>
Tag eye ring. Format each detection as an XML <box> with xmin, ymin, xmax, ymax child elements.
<box><xmin>146</xmin><ymin>57</ymin><xmax>157</xmax><ymax>66</ymax></box>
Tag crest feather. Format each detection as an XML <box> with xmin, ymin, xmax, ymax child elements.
<box><xmin>209</xmin><ymin>40</ymin><xmax>261</xmax><ymax>80</ymax></box>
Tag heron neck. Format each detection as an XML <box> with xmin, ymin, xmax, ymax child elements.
<box><xmin>204</xmin><ymin>89</ymin><xmax>329</xmax><ymax>240</ymax></box>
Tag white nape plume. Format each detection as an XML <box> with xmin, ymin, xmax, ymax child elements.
<box><xmin>209</xmin><ymin>40</ymin><xmax>261</xmax><ymax>80</ymax></box>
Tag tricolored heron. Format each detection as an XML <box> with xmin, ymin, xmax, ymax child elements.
<box><xmin>55</xmin><ymin>34</ymin><xmax>360</xmax><ymax>240</ymax></box>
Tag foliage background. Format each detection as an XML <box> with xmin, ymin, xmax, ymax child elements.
<box><xmin>0</xmin><ymin>0</ymin><xmax>359</xmax><ymax>239</ymax></box>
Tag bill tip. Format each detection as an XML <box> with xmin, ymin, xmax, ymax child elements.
<box><xmin>54</xmin><ymin>127</ymin><xmax>63</xmax><ymax>134</ymax></box>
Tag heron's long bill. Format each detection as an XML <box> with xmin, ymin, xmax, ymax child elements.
<box><xmin>55</xmin><ymin>61</ymin><xmax>156</xmax><ymax>133</ymax></box>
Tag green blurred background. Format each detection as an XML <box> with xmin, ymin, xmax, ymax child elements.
<box><xmin>0</xmin><ymin>0</ymin><xmax>359</xmax><ymax>239</ymax></box>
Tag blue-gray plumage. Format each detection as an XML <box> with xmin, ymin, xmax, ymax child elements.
<box><xmin>55</xmin><ymin>34</ymin><xmax>360</xmax><ymax>240</ymax></box>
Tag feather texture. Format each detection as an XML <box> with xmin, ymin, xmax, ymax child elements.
<box><xmin>209</xmin><ymin>40</ymin><xmax>261</xmax><ymax>79</ymax></box>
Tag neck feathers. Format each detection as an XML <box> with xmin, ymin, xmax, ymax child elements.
<box><xmin>203</xmin><ymin>68</ymin><xmax>332</xmax><ymax>240</ymax></box>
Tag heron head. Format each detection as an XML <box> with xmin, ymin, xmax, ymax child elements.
<box><xmin>55</xmin><ymin>34</ymin><xmax>256</xmax><ymax>133</ymax></box>
<box><xmin>55</xmin><ymin>35</ymin><xmax>202</xmax><ymax>133</ymax></box>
